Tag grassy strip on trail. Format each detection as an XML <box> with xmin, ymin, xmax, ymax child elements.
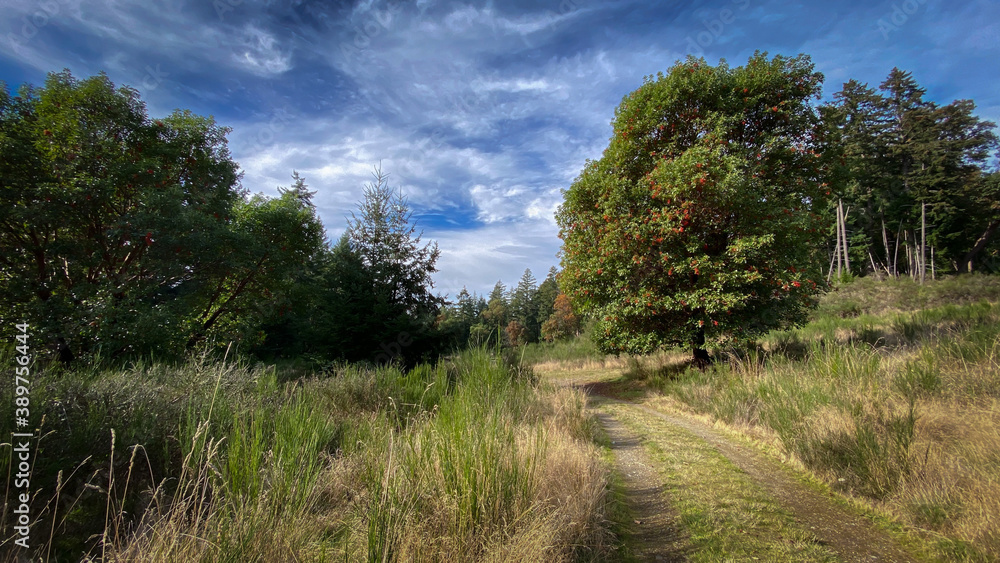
<box><xmin>592</xmin><ymin>275</ymin><xmax>1000</xmax><ymax>563</ymax></box>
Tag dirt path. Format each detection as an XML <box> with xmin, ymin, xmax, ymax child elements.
<box><xmin>585</xmin><ymin>383</ymin><xmax>921</xmax><ymax>562</ymax></box>
<box><xmin>596</xmin><ymin>411</ymin><xmax>688</xmax><ymax>562</ymax></box>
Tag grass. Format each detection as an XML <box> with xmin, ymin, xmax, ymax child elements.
<box><xmin>593</xmin><ymin>275</ymin><xmax>1000</xmax><ymax>562</ymax></box>
<box><xmin>1</xmin><ymin>346</ymin><xmax>619</xmax><ymax>562</ymax></box>
<box><xmin>519</xmin><ymin>323</ymin><xmax>605</xmax><ymax>368</ymax></box>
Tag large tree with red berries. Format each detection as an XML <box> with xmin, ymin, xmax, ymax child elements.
<box><xmin>557</xmin><ymin>52</ymin><xmax>831</xmax><ymax>364</ymax></box>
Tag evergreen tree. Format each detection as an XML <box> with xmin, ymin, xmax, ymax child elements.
<box><xmin>826</xmin><ymin>68</ymin><xmax>999</xmax><ymax>274</ymax></box>
<box><xmin>483</xmin><ymin>281</ymin><xmax>509</xmax><ymax>328</ymax></box>
<box><xmin>510</xmin><ymin>269</ymin><xmax>540</xmax><ymax>342</ymax></box>
<box><xmin>345</xmin><ymin>165</ymin><xmax>443</xmax><ymax>364</ymax></box>
<box><xmin>279</xmin><ymin>170</ymin><xmax>317</xmax><ymax>208</ymax></box>
<box><xmin>534</xmin><ymin>267</ymin><xmax>560</xmax><ymax>329</ymax></box>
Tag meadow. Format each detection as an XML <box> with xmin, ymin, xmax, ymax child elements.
<box><xmin>5</xmin><ymin>274</ymin><xmax>1000</xmax><ymax>562</ymax></box>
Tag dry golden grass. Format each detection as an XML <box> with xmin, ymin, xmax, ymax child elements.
<box><xmin>899</xmin><ymin>397</ymin><xmax>1000</xmax><ymax>554</ymax></box>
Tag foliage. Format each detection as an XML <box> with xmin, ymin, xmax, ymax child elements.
<box><xmin>348</xmin><ymin>165</ymin><xmax>440</xmax><ymax>317</ymax></box>
<box><xmin>343</xmin><ymin>166</ymin><xmax>443</xmax><ymax>365</ymax></box>
<box><xmin>509</xmin><ymin>268</ymin><xmax>540</xmax><ymax>342</ymax></box>
<box><xmin>535</xmin><ymin>267</ymin><xmax>561</xmax><ymax>328</ymax></box>
<box><xmin>0</xmin><ymin>71</ymin><xmax>324</xmax><ymax>362</ymax></box>
<box><xmin>823</xmin><ymin>69</ymin><xmax>999</xmax><ymax>275</ymax></box>
<box><xmin>505</xmin><ymin>319</ymin><xmax>527</xmax><ymax>347</ymax></box>
<box><xmin>557</xmin><ymin>53</ymin><xmax>830</xmax><ymax>360</ymax></box>
<box><xmin>541</xmin><ymin>293</ymin><xmax>581</xmax><ymax>342</ymax></box>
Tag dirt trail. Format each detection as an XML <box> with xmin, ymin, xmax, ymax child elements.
<box><xmin>585</xmin><ymin>383</ymin><xmax>920</xmax><ymax>563</ymax></box>
<box><xmin>597</xmin><ymin>411</ymin><xmax>688</xmax><ymax>562</ymax></box>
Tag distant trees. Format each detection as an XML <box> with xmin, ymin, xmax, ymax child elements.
<box><xmin>822</xmin><ymin>68</ymin><xmax>999</xmax><ymax>275</ymax></box>
<box><xmin>541</xmin><ymin>293</ymin><xmax>580</xmax><ymax>342</ymax></box>
<box><xmin>433</xmin><ymin>267</ymin><xmax>567</xmax><ymax>348</ymax></box>
<box><xmin>557</xmin><ymin>53</ymin><xmax>830</xmax><ymax>363</ymax></box>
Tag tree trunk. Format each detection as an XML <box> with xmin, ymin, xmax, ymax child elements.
<box><xmin>692</xmin><ymin>327</ymin><xmax>711</xmax><ymax>369</ymax></box>
<box><xmin>57</xmin><ymin>337</ymin><xmax>75</xmax><ymax>365</ymax></box>
<box><xmin>882</xmin><ymin>218</ymin><xmax>893</xmax><ymax>277</ymax></box>
<box><xmin>960</xmin><ymin>218</ymin><xmax>1000</xmax><ymax>274</ymax></box>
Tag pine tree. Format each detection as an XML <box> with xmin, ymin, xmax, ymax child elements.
<box><xmin>534</xmin><ymin>267</ymin><xmax>561</xmax><ymax>329</ymax></box>
<box><xmin>510</xmin><ymin>269</ymin><xmax>540</xmax><ymax>342</ymax></box>
<box><xmin>279</xmin><ymin>170</ymin><xmax>317</xmax><ymax>208</ymax></box>
<box><xmin>347</xmin><ymin>164</ymin><xmax>441</xmax><ymax>316</ymax></box>
<box><xmin>345</xmin><ymin>165</ymin><xmax>443</xmax><ymax>364</ymax></box>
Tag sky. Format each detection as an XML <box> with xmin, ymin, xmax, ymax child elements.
<box><xmin>2</xmin><ymin>0</ymin><xmax>998</xmax><ymax>299</ymax></box>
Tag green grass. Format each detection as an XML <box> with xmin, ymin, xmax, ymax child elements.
<box><xmin>519</xmin><ymin>326</ymin><xmax>604</xmax><ymax>367</ymax></box>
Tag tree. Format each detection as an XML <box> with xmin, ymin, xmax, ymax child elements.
<box><xmin>434</xmin><ymin>286</ymin><xmax>484</xmax><ymax>350</ymax></box>
<box><xmin>0</xmin><ymin>71</ymin><xmax>249</xmax><ymax>360</ymax></box>
<box><xmin>218</xmin><ymin>174</ymin><xmax>328</xmax><ymax>358</ymax></box>
<box><xmin>509</xmin><ymin>268</ymin><xmax>540</xmax><ymax>342</ymax></box>
<box><xmin>819</xmin><ymin>79</ymin><xmax>896</xmax><ymax>274</ymax></box>
<box><xmin>189</xmin><ymin>184</ymin><xmax>326</xmax><ymax>347</ymax></box>
<box><xmin>541</xmin><ymin>293</ymin><xmax>579</xmax><ymax>342</ymax></box>
<box><xmin>557</xmin><ymin>53</ymin><xmax>830</xmax><ymax>364</ymax></box>
<box><xmin>825</xmin><ymin>69</ymin><xmax>999</xmax><ymax>275</ymax></box>
<box><xmin>345</xmin><ymin>165</ymin><xmax>442</xmax><ymax>365</ymax></box>
<box><xmin>505</xmin><ymin>320</ymin><xmax>527</xmax><ymax>347</ymax></box>
<box><xmin>279</xmin><ymin>170</ymin><xmax>317</xmax><ymax>207</ymax></box>
<box><xmin>482</xmin><ymin>281</ymin><xmax>509</xmax><ymax>328</ymax></box>
<box><xmin>534</xmin><ymin>266</ymin><xmax>560</xmax><ymax>329</ymax></box>
<box><xmin>963</xmin><ymin>171</ymin><xmax>1000</xmax><ymax>272</ymax></box>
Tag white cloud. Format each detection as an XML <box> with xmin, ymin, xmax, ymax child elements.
<box><xmin>232</xmin><ymin>25</ymin><xmax>292</xmax><ymax>76</ymax></box>
<box><xmin>431</xmin><ymin>221</ymin><xmax>561</xmax><ymax>298</ymax></box>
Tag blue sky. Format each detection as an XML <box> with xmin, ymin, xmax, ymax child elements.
<box><xmin>2</xmin><ymin>0</ymin><xmax>998</xmax><ymax>299</ymax></box>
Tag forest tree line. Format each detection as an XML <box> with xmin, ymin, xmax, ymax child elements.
<box><xmin>2</xmin><ymin>61</ymin><xmax>997</xmax><ymax>366</ymax></box>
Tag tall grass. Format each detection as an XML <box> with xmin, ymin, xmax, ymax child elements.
<box><xmin>2</xmin><ymin>346</ymin><xmax>615</xmax><ymax>562</ymax></box>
